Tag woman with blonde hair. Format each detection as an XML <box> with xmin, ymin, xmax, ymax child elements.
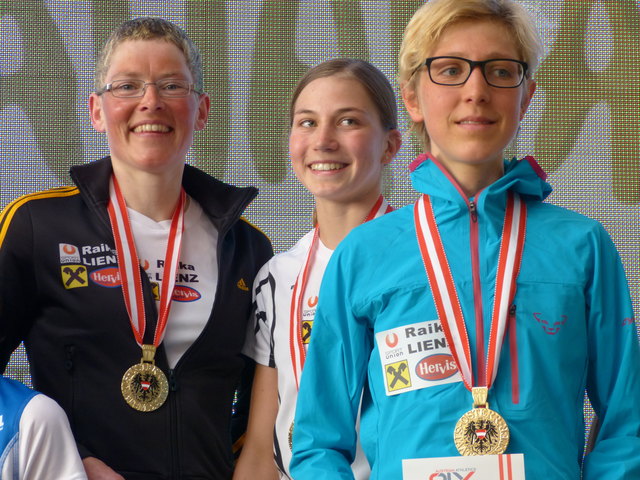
<box><xmin>290</xmin><ymin>1</ymin><xmax>640</xmax><ymax>478</ymax></box>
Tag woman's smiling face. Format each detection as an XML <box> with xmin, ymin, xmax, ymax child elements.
<box><xmin>289</xmin><ymin>75</ymin><xmax>399</xmax><ymax>204</ymax></box>
<box><xmin>89</xmin><ymin>39</ymin><xmax>209</xmax><ymax>177</ymax></box>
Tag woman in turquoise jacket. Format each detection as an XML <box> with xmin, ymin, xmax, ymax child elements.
<box><xmin>290</xmin><ymin>0</ymin><xmax>640</xmax><ymax>479</ymax></box>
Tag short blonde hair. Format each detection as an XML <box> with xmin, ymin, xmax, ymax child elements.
<box><xmin>399</xmin><ymin>0</ymin><xmax>542</xmax><ymax>149</ymax></box>
<box><xmin>94</xmin><ymin>17</ymin><xmax>203</xmax><ymax>92</ymax></box>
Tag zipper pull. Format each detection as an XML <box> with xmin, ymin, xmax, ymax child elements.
<box><xmin>64</xmin><ymin>345</ymin><xmax>75</xmax><ymax>372</ymax></box>
<box><xmin>169</xmin><ymin>369</ymin><xmax>178</xmax><ymax>392</ymax></box>
<box><xmin>469</xmin><ymin>200</ymin><xmax>478</xmax><ymax>223</ymax></box>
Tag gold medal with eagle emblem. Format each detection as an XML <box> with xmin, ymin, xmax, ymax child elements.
<box><xmin>454</xmin><ymin>387</ymin><xmax>509</xmax><ymax>455</ymax></box>
<box><xmin>121</xmin><ymin>345</ymin><xmax>169</xmax><ymax>412</ymax></box>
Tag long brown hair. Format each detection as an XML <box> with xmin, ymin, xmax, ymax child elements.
<box><xmin>289</xmin><ymin>58</ymin><xmax>398</xmax><ymax>131</ymax></box>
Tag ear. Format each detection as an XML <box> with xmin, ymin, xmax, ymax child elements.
<box><xmin>89</xmin><ymin>93</ymin><xmax>106</xmax><ymax>132</ymax></box>
<box><xmin>195</xmin><ymin>93</ymin><xmax>211</xmax><ymax>131</ymax></box>
<box><xmin>381</xmin><ymin>128</ymin><xmax>403</xmax><ymax>165</ymax></box>
<box><xmin>401</xmin><ymin>82</ymin><xmax>424</xmax><ymax>123</ymax></box>
<box><xmin>520</xmin><ymin>79</ymin><xmax>536</xmax><ymax>120</ymax></box>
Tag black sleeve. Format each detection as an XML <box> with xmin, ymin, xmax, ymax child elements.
<box><xmin>0</xmin><ymin>201</ymin><xmax>37</xmax><ymax>371</ymax></box>
<box><xmin>230</xmin><ymin>353</ymin><xmax>256</xmax><ymax>459</ymax></box>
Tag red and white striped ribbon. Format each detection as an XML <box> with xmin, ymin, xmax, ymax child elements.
<box><xmin>107</xmin><ymin>176</ymin><xmax>186</xmax><ymax>347</ymax></box>
<box><xmin>414</xmin><ymin>192</ymin><xmax>526</xmax><ymax>391</ymax></box>
<box><xmin>290</xmin><ymin>195</ymin><xmax>393</xmax><ymax>389</ymax></box>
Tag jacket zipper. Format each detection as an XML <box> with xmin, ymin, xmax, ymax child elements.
<box><xmin>468</xmin><ymin>198</ymin><xmax>486</xmax><ymax>386</ymax></box>
<box><xmin>508</xmin><ymin>304</ymin><xmax>520</xmax><ymax>404</ymax></box>
<box><xmin>164</xmin><ymin>219</ymin><xmax>235</xmax><ymax>478</ymax></box>
<box><xmin>64</xmin><ymin>345</ymin><xmax>76</xmax><ymax>430</ymax></box>
<box><xmin>169</xmin><ymin>368</ymin><xmax>179</xmax><ymax>479</ymax></box>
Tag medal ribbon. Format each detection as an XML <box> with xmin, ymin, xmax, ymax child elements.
<box><xmin>107</xmin><ymin>176</ymin><xmax>186</xmax><ymax>348</ymax></box>
<box><xmin>290</xmin><ymin>195</ymin><xmax>393</xmax><ymax>389</ymax></box>
<box><xmin>414</xmin><ymin>192</ymin><xmax>526</xmax><ymax>391</ymax></box>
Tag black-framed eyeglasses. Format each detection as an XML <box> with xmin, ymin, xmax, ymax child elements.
<box><xmin>418</xmin><ymin>56</ymin><xmax>528</xmax><ymax>88</ymax></box>
<box><xmin>97</xmin><ymin>79</ymin><xmax>202</xmax><ymax>98</ymax></box>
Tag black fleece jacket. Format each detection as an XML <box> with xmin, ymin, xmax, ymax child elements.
<box><xmin>0</xmin><ymin>157</ymin><xmax>273</xmax><ymax>479</ymax></box>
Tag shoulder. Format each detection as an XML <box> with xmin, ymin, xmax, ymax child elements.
<box><xmin>238</xmin><ymin>216</ymin><xmax>271</xmax><ymax>245</ymax></box>
<box><xmin>254</xmin><ymin>230</ymin><xmax>314</xmax><ymax>285</ymax></box>
<box><xmin>335</xmin><ymin>205</ymin><xmax>415</xmax><ymax>260</ymax></box>
<box><xmin>18</xmin><ymin>394</ymin><xmax>87</xmax><ymax>480</ymax></box>
<box><xmin>19</xmin><ymin>394</ymin><xmax>70</xmax><ymax>433</ymax></box>
<box><xmin>183</xmin><ymin>164</ymin><xmax>258</xmax><ymax>212</ymax></box>
<box><xmin>1</xmin><ymin>186</ymin><xmax>80</xmax><ymax>222</ymax></box>
<box><xmin>0</xmin><ymin>187</ymin><xmax>81</xmax><ymax>250</ymax></box>
<box><xmin>527</xmin><ymin>201</ymin><xmax>614</xmax><ymax>244</ymax></box>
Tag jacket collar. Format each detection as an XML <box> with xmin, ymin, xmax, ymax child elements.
<box><xmin>409</xmin><ymin>153</ymin><xmax>552</xmax><ymax>205</ymax></box>
<box><xmin>69</xmin><ymin>156</ymin><xmax>258</xmax><ymax>232</ymax></box>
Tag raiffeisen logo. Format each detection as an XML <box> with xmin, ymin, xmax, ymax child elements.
<box><xmin>416</xmin><ymin>354</ymin><xmax>458</xmax><ymax>381</ymax></box>
<box><xmin>172</xmin><ymin>286</ymin><xmax>201</xmax><ymax>302</ymax></box>
<box><xmin>90</xmin><ymin>267</ymin><xmax>121</xmax><ymax>287</ymax></box>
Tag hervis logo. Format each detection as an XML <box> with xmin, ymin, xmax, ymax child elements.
<box><xmin>61</xmin><ymin>265</ymin><xmax>88</xmax><ymax>289</ymax></box>
<box><xmin>90</xmin><ymin>267</ymin><xmax>121</xmax><ymax>287</ymax></box>
<box><xmin>385</xmin><ymin>360</ymin><xmax>411</xmax><ymax>392</ymax></box>
<box><xmin>172</xmin><ymin>285</ymin><xmax>201</xmax><ymax>302</ymax></box>
<box><xmin>415</xmin><ymin>354</ymin><xmax>458</xmax><ymax>381</ymax></box>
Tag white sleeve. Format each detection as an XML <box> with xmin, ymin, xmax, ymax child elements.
<box><xmin>242</xmin><ymin>261</ymin><xmax>275</xmax><ymax>367</ymax></box>
<box><xmin>18</xmin><ymin>394</ymin><xmax>87</xmax><ymax>480</ymax></box>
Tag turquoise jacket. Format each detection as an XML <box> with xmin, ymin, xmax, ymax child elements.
<box><xmin>291</xmin><ymin>155</ymin><xmax>640</xmax><ymax>479</ymax></box>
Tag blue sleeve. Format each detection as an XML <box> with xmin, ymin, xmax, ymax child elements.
<box><xmin>290</xmin><ymin>242</ymin><xmax>371</xmax><ymax>479</ymax></box>
<box><xmin>582</xmin><ymin>225</ymin><xmax>640</xmax><ymax>478</ymax></box>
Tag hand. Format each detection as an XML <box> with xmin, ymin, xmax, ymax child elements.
<box><xmin>83</xmin><ymin>457</ymin><xmax>125</xmax><ymax>480</ymax></box>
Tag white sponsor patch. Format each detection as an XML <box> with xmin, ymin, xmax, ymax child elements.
<box><xmin>403</xmin><ymin>453</ymin><xmax>525</xmax><ymax>480</ymax></box>
<box><xmin>376</xmin><ymin>320</ymin><xmax>462</xmax><ymax>396</ymax></box>
<box><xmin>59</xmin><ymin>243</ymin><xmax>81</xmax><ymax>264</ymax></box>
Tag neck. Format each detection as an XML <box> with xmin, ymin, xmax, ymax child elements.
<box><xmin>112</xmin><ymin>165</ymin><xmax>185</xmax><ymax>221</ymax></box>
<box><xmin>443</xmin><ymin>160</ymin><xmax>504</xmax><ymax>198</ymax></box>
<box><xmin>315</xmin><ymin>191</ymin><xmax>382</xmax><ymax>250</ymax></box>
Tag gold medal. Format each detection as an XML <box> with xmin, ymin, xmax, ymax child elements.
<box><xmin>288</xmin><ymin>421</ymin><xmax>294</xmax><ymax>451</ymax></box>
<box><xmin>121</xmin><ymin>345</ymin><xmax>169</xmax><ymax>412</ymax></box>
<box><xmin>454</xmin><ymin>387</ymin><xmax>509</xmax><ymax>455</ymax></box>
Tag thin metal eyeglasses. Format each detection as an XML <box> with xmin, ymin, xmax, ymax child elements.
<box><xmin>97</xmin><ymin>79</ymin><xmax>202</xmax><ymax>98</ymax></box>
<box><xmin>416</xmin><ymin>56</ymin><xmax>528</xmax><ymax>88</ymax></box>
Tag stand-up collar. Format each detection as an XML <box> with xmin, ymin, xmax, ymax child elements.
<box><xmin>409</xmin><ymin>153</ymin><xmax>552</xmax><ymax>204</ymax></box>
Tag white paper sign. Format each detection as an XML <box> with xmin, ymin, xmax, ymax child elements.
<box><xmin>402</xmin><ymin>454</ymin><xmax>525</xmax><ymax>480</ymax></box>
<box><xmin>375</xmin><ymin>320</ymin><xmax>462</xmax><ymax>395</ymax></box>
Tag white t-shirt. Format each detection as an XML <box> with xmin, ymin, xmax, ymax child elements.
<box><xmin>1</xmin><ymin>394</ymin><xmax>87</xmax><ymax>480</ymax></box>
<box><xmin>129</xmin><ymin>197</ymin><xmax>218</xmax><ymax>368</ymax></box>
<box><xmin>243</xmin><ymin>230</ymin><xmax>369</xmax><ymax>479</ymax></box>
